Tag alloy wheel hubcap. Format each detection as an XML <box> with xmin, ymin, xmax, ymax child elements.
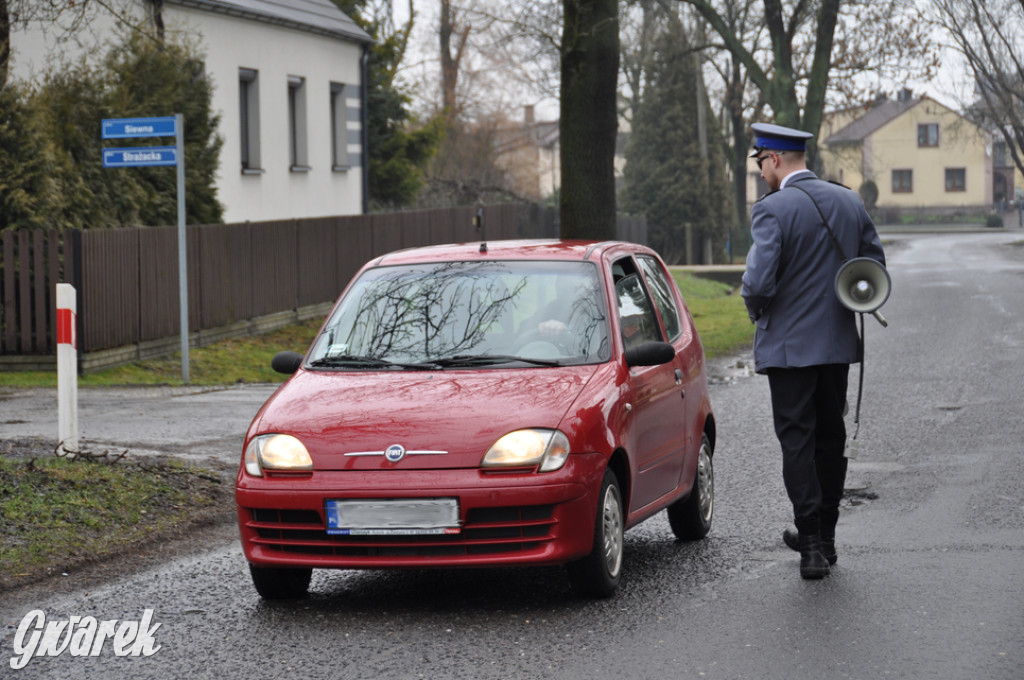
<box><xmin>696</xmin><ymin>443</ymin><xmax>714</xmax><ymax>523</ymax></box>
<box><xmin>602</xmin><ymin>484</ymin><xmax>624</xmax><ymax>577</ymax></box>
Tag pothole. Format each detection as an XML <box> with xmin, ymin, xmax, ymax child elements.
<box><xmin>708</xmin><ymin>358</ymin><xmax>755</xmax><ymax>385</ymax></box>
<box><xmin>843</xmin><ymin>488</ymin><xmax>879</xmax><ymax>507</ymax></box>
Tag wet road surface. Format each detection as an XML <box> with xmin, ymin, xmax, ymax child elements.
<box><xmin>1</xmin><ymin>231</ymin><xmax>1022</xmax><ymax>679</ymax></box>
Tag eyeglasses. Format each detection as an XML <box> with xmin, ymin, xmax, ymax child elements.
<box><xmin>755</xmin><ymin>151</ymin><xmax>784</xmax><ymax>170</ymax></box>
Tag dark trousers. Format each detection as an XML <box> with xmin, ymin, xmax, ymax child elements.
<box><xmin>767</xmin><ymin>364</ymin><xmax>850</xmax><ymax>536</ymax></box>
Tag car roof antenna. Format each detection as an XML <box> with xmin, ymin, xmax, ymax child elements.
<box><xmin>474</xmin><ymin>204</ymin><xmax>487</xmax><ymax>253</ymax></box>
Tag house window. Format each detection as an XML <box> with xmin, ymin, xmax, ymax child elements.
<box><xmin>892</xmin><ymin>169</ymin><xmax>913</xmax><ymax>193</ymax></box>
<box><xmin>918</xmin><ymin>123</ymin><xmax>939</xmax><ymax>147</ymax></box>
<box><xmin>330</xmin><ymin>82</ymin><xmax>349</xmax><ymax>171</ymax></box>
<box><xmin>239</xmin><ymin>68</ymin><xmax>262</xmax><ymax>173</ymax></box>
<box><xmin>945</xmin><ymin>168</ymin><xmax>966</xmax><ymax>192</ymax></box>
<box><xmin>288</xmin><ymin>76</ymin><xmax>309</xmax><ymax>171</ymax></box>
<box><xmin>994</xmin><ymin>141</ymin><xmax>1008</xmax><ymax>167</ymax></box>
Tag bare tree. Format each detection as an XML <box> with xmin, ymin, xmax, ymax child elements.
<box><xmin>620</xmin><ymin>0</ymin><xmax>662</xmax><ymax>125</ymax></box>
<box><xmin>419</xmin><ymin>2</ymin><xmax>529</xmax><ymax>207</ymax></box>
<box><xmin>473</xmin><ymin>1</ymin><xmax>563</xmax><ymax>107</ymax></box>
<box><xmin>1</xmin><ymin>0</ymin><xmax>148</xmax><ymax>87</ymax></box>
<box><xmin>933</xmin><ymin>0</ymin><xmax>1024</xmax><ymax>178</ymax></box>
<box><xmin>678</xmin><ymin>0</ymin><xmax>937</xmax><ymax>168</ymax></box>
<box><xmin>440</xmin><ymin>0</ymin><xmax>471</xmax><ymax>116</ymax></box>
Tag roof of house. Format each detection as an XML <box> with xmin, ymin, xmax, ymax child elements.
<box><xmin>494</xmin><ymin>121</ymin><xmax>560</xmax><ymax>156</ymax></box>
<box><xmin>824</xmin><ymin>97</ymin><xmax>922</xmax><ymax>145</ymax></box>
<box><xmin>170</xmin><ymin>0</ymin><xmax>371</xmax><ymax>43</ymax></box>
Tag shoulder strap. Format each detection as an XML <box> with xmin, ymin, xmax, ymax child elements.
<box><xmin>787</xmin><ymin>181</ymin><xmax>849</xmax><ymax>263</ymax></box>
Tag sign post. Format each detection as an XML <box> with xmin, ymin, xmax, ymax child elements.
<box><xmin>56</xmin><ymin>283</ymin><xmax>78</xmax><ymax>455</ymax></box>
<box><xmin>102</xmin><ymin>115</ymin><xmax>190</xmax><ymax>382</ymax></box>
<box><xmin>174</xmin><ymin>113</ymin><xmax>188</xmax><ymax>383</ymax></box>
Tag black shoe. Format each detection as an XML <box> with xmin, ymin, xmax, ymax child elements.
<box><xmin>797</xmin><ymin>533</ymin><xmax>830</xmax><ymax>580</ymax></box>
<box><xmin>784</xmin><ymin>527</ymin><xmax>837</xmax><ymax>565</ymax></box>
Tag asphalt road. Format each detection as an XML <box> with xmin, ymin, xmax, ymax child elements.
<box><xmin>1</xmin><ymin>231</ymin><xmax>1022</xmax><ymax>679</ymax></box>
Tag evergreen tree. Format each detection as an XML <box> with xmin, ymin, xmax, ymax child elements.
<box><xmin>620</xmin><ymin>28</ymin><xmax>732</xmax><ymax>264</ymax></box>
<box><xmin>30</xmin><ymin>63</ymin><xmax>145</xmax><ymax>230</ymax></box>
<box><xmin>4</xmin><ymin>32</ymin><xmax>223</xmax><ymax>230</ymax></box>
<box><xmin>102</xmin><ymin>33</ymin><xmax>223</xmax><ymax>226</ymax></box>
<box><xmin>0</xmin><ymin>83</ymin><xmax>54</xmax><ymax>230</ymax></box>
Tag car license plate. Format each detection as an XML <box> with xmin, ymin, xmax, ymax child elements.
<box><xmin>325</xmin><ymin>498</ymin><xmax>461</xmax><ymax>536</ymax></box>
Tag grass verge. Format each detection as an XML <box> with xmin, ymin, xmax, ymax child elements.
<box><xmin>0</xmin><ymin>451</ymin><xmax>230</xmax><ymax>592</ymax></box>
<box><xmin>0</xmin><ymin>318</ymin><xmax>322</xmax><ymax>388</ymax></box>
<box><xmin>672</xmin><ymin>270</ymin><xmax>754</xmax><ymax>358</ymax></box>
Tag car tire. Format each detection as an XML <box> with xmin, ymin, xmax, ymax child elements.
<box><xmin>566</xmin><ymin>468</ymin><xmax>624</xmax><ymax>598</ymax></box>
<box><xmin>248</xmin><ymin>564</ymin><xmax>312</xmax><ymax>599</ymax></box>
<box><xmin>667</xmin><ymin>434</ymin><xmax>714</xmax><ymax>541</ymax></box>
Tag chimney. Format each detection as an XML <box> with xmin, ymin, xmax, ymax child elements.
<box><xmin>897</xmin><ymin>88</ymin><xmax>913</xmax><ymax>102</ymax></box>
<box><xmin>524</xmin><ymin>105</ymin><xmax>535</xmax><ymax>125</ymax></box>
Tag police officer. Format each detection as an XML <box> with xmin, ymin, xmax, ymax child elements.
<box><xmin>741</xmin><ymin>123</ymin><xmax>886</xmax><ymax>579</ymax></box>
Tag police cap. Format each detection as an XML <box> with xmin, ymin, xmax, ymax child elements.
<box><xmin>749</xmin><ymin>123</ymin><xmax>814</xmax><ymax>157</ymax></box>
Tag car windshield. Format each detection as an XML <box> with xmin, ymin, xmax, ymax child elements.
<box><xmin>307</xmin><ymin>260</ymin><xmax>611</xmax><ymax>368</ymax></box>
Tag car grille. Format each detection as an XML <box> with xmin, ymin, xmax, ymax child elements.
<box><xmin>244</xmin><ymin>505</ymin><xmax>556</xmax><ymax>558</ymax></box>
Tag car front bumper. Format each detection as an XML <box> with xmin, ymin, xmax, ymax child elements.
<box><xmin>236</xmin><ymin>452</ymin><xmax>607</xmax><ymax>570</ymax></box>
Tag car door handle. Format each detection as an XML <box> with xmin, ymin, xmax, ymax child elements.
<box><xmin>674</xmin><ymin>369</ymin><xmax>683</xmax><ymax>384</ymax></box>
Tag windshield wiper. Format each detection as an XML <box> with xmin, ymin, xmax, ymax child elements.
<box><xmin>428</xmin><ymin>354</ymin><xmax>563</xmax><ymax>368</ymax></box>
<box><xmin>308</xmin><ymin>355</ymin><xmax>435</xmax><ymax>370</ymax></box>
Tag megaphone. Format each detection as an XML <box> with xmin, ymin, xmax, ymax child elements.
<box><xmin>835</xmin><ymin>257</ymin><xmax>891</xmax><ymax>327</ymax></box>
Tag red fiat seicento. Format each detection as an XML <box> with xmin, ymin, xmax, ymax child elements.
<box><xmin>236</xmin><ymin>239</ymin><xmax>716</xmax><ymax>599</ymax></box>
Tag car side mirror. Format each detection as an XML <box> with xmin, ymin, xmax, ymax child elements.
<box><xmin>271</xmin><ymin>351</ymin><xmax>304</xmax><ymax>375</ymax></box>
<box><xmin>624</xmin><ymin>341</ymin><xmax>675</xmax><ymax>367</ymax></box>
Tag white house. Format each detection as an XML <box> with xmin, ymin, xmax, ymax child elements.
<box><xmin>9</xmin><ymin>0</ymin><xmax>371</xmax><ymax>223</ymax></box>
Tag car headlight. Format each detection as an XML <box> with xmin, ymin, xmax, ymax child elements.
<box><xmin>481</xmin><ymin>429</ymin><xmax>571</xmax><ymax>472</ymax></box>
<box><xmin>244</xmin><ymin>434</ymin><xmax>313</xmax><ymax>476</ymax></box>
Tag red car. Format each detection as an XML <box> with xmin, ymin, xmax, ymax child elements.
<box><xmin>236</xmin><ymin>240</ymin><xmax>716</xmax><ymax>598</ymax></box>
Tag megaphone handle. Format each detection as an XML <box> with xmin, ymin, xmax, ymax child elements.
<box><xmin>871</xmin><ymin>310</ymin><xmax>888</xmax><ymax>328</ymax></box>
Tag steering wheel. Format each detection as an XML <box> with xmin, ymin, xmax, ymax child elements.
<box><xmin>515</xmin><ymin>328</ymin><xmax>572</xmax><ymax>357</ymax></box>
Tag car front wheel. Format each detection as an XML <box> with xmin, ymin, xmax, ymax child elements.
<box><xmin>667</xmin><ymin>434</ymin><xmax>714</xmax><ymax>540</ymax></box>
<box><xmin>249</xmin><ymin>564</ymin><xmax>312</xmax><ymax>599</ymax></box>
<box><xmin>566</xmin><ymin>468</ymin><xmax>624</xmax><ymax>598</ymax></box>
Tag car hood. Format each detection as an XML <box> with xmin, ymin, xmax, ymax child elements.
<box><xmin>250</xmin><ymin>365</ymin><xmax>601</xmax><ymax>471</ymax></box>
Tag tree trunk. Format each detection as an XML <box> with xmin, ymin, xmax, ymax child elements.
<box><xmin>440</xmin><ymin>0</ymin><xmax>458</xmax><ymax>115</ymax></box>
<box><xmin>1</xmin><ymin>0</ymin><xmax>10</xmax><ymax>90</ymax></box>
<box><xmin>560</xmin><ymin>0</ymin><xmax>619</xmax><ymax>240</ymax></box>
<box><xmin>760</xmin><ymin>0</ymin><xmax>840</xmax><ymax>169</ymax></box>
<box><xmin>727</xmin><ymin>56</ymin><xmax>749</xmax><ymax>249</ymax></box>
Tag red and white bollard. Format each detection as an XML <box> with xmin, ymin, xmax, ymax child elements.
<box><xmin>56</xmin><ymin>283</ymin><xmax>78</xmax><ymax>455</ymax></box>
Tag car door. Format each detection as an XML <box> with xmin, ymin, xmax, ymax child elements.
<box><xmin>613</xmin><ymin>261</ymin><xmax>686</xmax><ymax>510</ymax></box>
<box><xmin>636</xmin><ymin>254</ymin><xmax>698</xmax><ymax>490</ymax></box>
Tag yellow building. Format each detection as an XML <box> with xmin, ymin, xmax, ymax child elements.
<box><xmin>819</xmin><ymin>93</ymin><xmax>993</xmax><ymax>210</ymax></box>
<box><xmin>744</xmin><ymin>92</ymin><xmax>1024</xmax><ymax>222</ymax></box>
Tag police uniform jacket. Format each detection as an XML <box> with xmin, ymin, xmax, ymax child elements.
<box><xmin>741</xmin><ymin>171</ymin><xmax>886</xmax><ymax>373</ymax></box>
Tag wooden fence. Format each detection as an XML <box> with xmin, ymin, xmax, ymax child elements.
<box><xmin>1</xmin><ymin>204</ymin><xmax>645</xmax><ymax>372</ymax></box>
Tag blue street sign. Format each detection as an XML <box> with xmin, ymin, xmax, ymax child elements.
<box><xmin>102</xmin><ymin>116</ymin><xmax>178</xmax><ymax>139</ymax></box>
<box><xmin>101</xmin><ymin>112</ymin><xmax>189</xmax><ymax>381</ymax></box>
<box><xmin>102</xmin><ymin>147</ymin><xmax>178</xmax><ymax>167</ymax></box>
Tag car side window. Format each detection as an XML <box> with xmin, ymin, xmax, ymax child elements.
<box><xmin>637</xmin><ymin>256</ymin><xmax>682</xmax><ymax>340</ymax></box>
<box><xmin>615</xmin><ymin>273</ymin><xmax>662</xmax><ymax>350</ymax></box>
